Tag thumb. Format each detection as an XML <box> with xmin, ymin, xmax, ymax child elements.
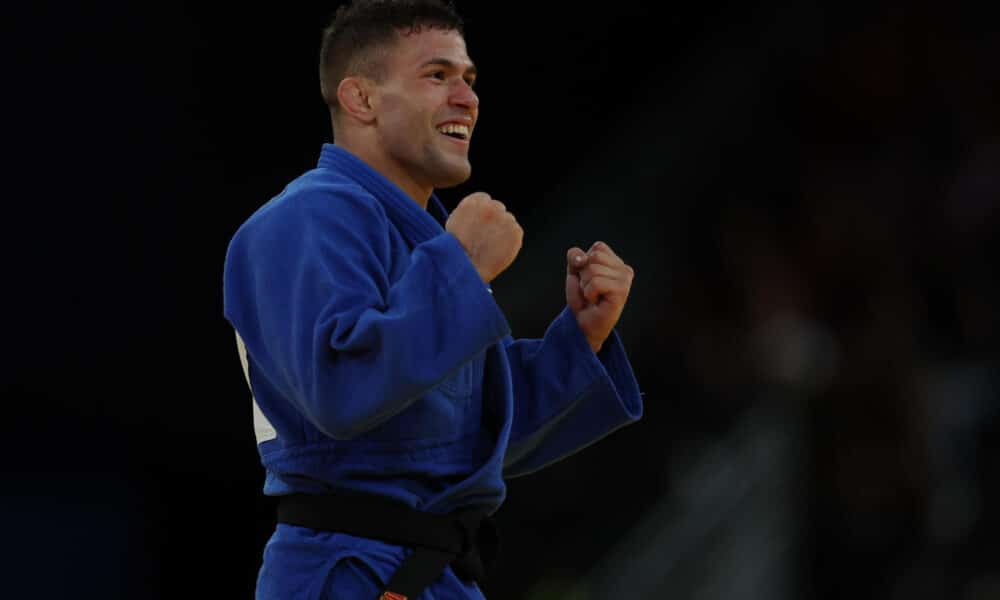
<box><xmin>566</xmin><ymin>246</ymin><xmax>588</xmax><ymax>275</ymax></box>
<box><xmin>566</xmin><ymin>247</ymin><xmax>588</xmax><ymax>313</ymax></box>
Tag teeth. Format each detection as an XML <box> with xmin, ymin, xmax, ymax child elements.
<box><xmin>437</xmin><ymin>123</ymin><xmax>470</xmax><ymax>138</ymax></box>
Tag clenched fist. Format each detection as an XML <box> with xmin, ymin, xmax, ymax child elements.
<box><xmin>446</xmin><ymin>192</ymin><xmax>523</xmax><ymax>283</ymax></box>
<box><xmin>566</xmin><ymin>241</ymin><xmax>634</xmax><ymax>353</ymax></box>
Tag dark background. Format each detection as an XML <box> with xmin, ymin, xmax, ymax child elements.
<box><xmin>7</xmin><ymin>1</ymin><xmax>998</xmax><ymax>598</ymax></box>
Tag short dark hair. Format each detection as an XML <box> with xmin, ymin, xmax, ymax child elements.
<box><xmin>319</xmin><ymin>0</ymin><xmax>465</xmax><ymax>109</ymax></box>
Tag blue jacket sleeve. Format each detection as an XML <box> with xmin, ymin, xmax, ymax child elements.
<box><xmin>501</xmin><ymin>306</ymin><xmax>643</xmax><ymax>477</ymax></box>
<box><xmin>223</xmin><ymin>186</ymin><xmax>511</xmax><ymax>440</ymax></box>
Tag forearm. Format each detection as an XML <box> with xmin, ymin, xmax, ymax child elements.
<box><xmin>501</xmin><ymin>307</ymin><xmax>643</xmax><ymax>476</ymax></box>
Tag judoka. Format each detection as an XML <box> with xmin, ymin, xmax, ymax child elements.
<box><xmin>222</xmin><ymin>1</ymin><xmax>643</xmax><ymax>598</ymax></box>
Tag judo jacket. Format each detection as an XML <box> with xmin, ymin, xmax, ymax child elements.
<box><xmin>222</xmin><ymin>144</ymin><xmax>643</xmax><ymax>598</ymax></box>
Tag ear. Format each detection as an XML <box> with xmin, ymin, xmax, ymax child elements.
<box><xmin>336</xmin><ymin>77</ymin><xmax>377</xmax><ymax>124</ymax></box>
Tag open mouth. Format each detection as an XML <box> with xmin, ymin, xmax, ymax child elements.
<box><xmin>437</xmin><ymin>123</ymin><xmax>470</xmax><ymax>142</ymax></box>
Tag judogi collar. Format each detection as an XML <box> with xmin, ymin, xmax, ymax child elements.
<box><xmin>317</xmin><ymin>143</ymin><xmax>450</xmax><ymax>247</ymax></box>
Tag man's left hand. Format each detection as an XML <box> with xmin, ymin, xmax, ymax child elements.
<box><xmin>565</xmin><ymin>241</ymin><xmax>634</xmax><ymax>353</ymax></box>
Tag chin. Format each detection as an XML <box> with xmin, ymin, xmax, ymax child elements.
<box><xmin>433</xmin><ymin>164</ymin><xmax>472</xmax><ymax>189</ymax></box>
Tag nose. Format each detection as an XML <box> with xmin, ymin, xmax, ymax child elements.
<box><xmin>450</xmin><ymin>79</ymin><xmax>479</xmax><ymax>112</ymax></box>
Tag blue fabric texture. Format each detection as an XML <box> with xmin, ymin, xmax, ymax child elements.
<box><xmin>223</xmin><ymin>144</ymin><xmax>643</xmax><ymax>598</ymax></box>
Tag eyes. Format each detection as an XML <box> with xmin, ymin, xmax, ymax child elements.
<box><xmin>426</xmin><ymin>70</ymin><xmax>476</xmax><ymax>88</ymax></box>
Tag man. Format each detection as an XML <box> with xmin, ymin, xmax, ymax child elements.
<box><xmin>222</xmin><ymin>1</ymin><xmax>642</xmax><ymax>598</ymax></box>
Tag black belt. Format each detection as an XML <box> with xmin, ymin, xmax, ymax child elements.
<box><xmin>276</xmin><ymin>493</ymin><xmax>499</xmax><ymax>600</ymax></box>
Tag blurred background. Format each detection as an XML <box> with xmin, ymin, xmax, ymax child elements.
<box><xmin>7</xmin><ymin>1</ymin><xmax>998</xmax><ymax>598</ymax></box>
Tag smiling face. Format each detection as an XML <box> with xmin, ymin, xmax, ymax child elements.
<box><xmin>368</xmin><ymin>27</ymin><xmax>479</xmax><ymax>197</ymax></box>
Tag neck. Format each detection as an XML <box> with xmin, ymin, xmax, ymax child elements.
<box><xmin>335</xmin><ymin>140</ymin><xmax>432</xmax><ymax>209</ymax></box>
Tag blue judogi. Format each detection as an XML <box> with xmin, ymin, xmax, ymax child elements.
<box><xmin>223</xmin><ymin>144</ymin><xmax>642</xmax><ymax>598</ymax></box>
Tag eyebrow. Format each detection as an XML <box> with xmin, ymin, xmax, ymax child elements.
<box><xmin>421</xmin><ymin>57</ymin><xmax>478</xmax><ymax>78</ymax></box>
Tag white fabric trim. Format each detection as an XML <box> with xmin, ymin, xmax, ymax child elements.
<box><xmin>235</xmin><ymin>330</ymin><xmax>278</xmax><ymax>443</ymax></box>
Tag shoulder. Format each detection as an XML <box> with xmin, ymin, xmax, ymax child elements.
<box><xmin>230</xmin><ymin>168</ymin><xmax>388</xmax><ymax>252</ymax></box>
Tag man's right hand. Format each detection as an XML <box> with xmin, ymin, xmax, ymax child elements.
<box><xmin>445</xmin><ymin>192</ymin><xmax>523</xmax><ymax>283</ymax></box>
